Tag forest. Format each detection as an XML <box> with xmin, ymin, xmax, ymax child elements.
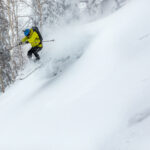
<box><xmin>0</xmin><ymin>0</ymin><xmax>125</xmax><ymax>93</ymax></box>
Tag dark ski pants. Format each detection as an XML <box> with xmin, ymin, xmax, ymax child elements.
<box><xmin>27</xmin><ymin>46</ymin><xmax>42</xmax><ymax>60</ymax></box>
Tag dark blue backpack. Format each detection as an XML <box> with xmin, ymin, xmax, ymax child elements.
<box><xmin>32</xmin><ymin>26</ymin><xmax>43</xmax><ymax>42</ymax></box>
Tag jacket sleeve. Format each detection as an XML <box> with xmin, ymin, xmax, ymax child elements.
<box><xmin>28</xmin><ymin>32</ymin><xmax>39</xmax><ymax>44</ymax></box>
<box><xmin>21</xmin><ymin>36</ymin><xmax>28</xmax><ymax>43</ymax></box>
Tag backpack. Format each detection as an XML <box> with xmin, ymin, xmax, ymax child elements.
<box><xmin>32</xmin><ymin>26</ymin><xmax>43</xmax><ymax>42</ymax></box>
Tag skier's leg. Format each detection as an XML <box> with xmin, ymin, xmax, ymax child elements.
<box><xmin>27</xmin><ymin>47</ymin><xmax>36</xmax><ymax>59</ymax></box>
<box><xmin>33</xmin><ymin>47</ymin><xmax>42</xmax><ymax>60</ymax></box>
<box><xmin>34</xmin><ymin>52</ymin><xmax>40</xmax><ymax>60</ymax></box>
<box><xmin>36</xmin><ymin>47</ymin><xmax>42</xmax><ymax>53</ymax></box>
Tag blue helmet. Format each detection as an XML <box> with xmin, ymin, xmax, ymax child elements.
<box><xmin>24</xmin><ymin>29</ymin><xmax>30</xmax><ymax>36</ymax></box>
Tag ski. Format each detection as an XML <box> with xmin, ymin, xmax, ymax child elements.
<box><xmin>19</xmin><ymin>65</ymin><xmax>42</xmax><ymax>80</ymax></box>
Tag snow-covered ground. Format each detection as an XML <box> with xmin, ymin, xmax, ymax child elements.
<box><xmin>1</xmin><ymin>0</ymin><xmax>150</xmax><ymax>149</ymax></box>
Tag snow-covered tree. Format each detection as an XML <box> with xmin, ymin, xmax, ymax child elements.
<box><xmin>31</xmin><ymin>0</ymin><xmax>81</xmax><ymax>27</ymax></box>
<box><xmin>0</xmin><ymin>0</ymin><xmax>14</xmax><ymax>93</ymax></box>
<box><xmin>0</xmin><ymin>0</ymin><xmax>29</xmax><ymax>93</ymax></box>
<box><xmin>79</xmin><ymin>0</ymin><xmax>126</xmax><ymax>19</ymax></box>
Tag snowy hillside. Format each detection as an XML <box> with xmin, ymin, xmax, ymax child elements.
<box><xmin>1</xmin><ymin>0</ymin><xmax>150</xmax><ymax>149</ymax></box>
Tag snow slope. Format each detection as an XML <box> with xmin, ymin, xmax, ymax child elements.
<box><xmin>1</xmin><ymin>0</ymin><xmax>150</xmax><ymax>149</ymax></box>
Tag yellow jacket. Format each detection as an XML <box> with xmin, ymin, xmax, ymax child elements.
<box><xmin>21</xmin><ymin>29</ymin><xmax>42</xmax><ymax>47</ymax></box>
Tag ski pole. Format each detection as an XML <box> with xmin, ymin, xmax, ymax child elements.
<box><xmin>7</xmin><ymin>44</ymin><xmax>20</xmax><ymax>51</ymax></box>
<box><xmin>32</xmin><ymin>40</ymin><xmax>55</xmax><ymax>44</ymax></box>
<box><xmin>43</xmin><ymin>39</ymin><xmax>55</xmax><ymax>42</ymax></box>
<box><xmin>0</xmin><ymin>44</ymin><xmax>19</xmax><ymax>54</ymax></box>
<box><xmin>5</xmin><ymin>40</ymin><xmax>55</xmax><ymax>52</ymax></box>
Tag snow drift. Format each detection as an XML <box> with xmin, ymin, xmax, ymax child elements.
<box><xmin>1</xmin><ymin>0</ymin><xmax>150</xmax><ymax>149</ymax></box>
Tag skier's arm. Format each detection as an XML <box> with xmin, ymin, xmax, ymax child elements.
<box><xmin>18</xmin><ymin>37</ymin><xmax>28</xmax><ymax>45</ymax></box>
<box><xmin>21</xmin><ymin>36</ymin><xmax>28</xmax><ymax>43</ymax></box>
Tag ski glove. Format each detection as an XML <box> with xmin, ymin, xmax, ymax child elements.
<box><xmin>25</xmin><ymin>41</ymin><xmax>29</xmax><ymax>44</ymax></box>
<box><xmin>19</xmin><ymin>42</ymin><xmax>22</xmax><ymax>45</ymax></box>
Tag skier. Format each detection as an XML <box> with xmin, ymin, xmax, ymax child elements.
<box><xmin>19</xmin><ymin>27</ymin><xmax>43</xmax><ymax>61</ymax></box>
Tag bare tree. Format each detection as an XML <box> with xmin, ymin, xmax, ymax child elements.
<box><xmin>0</xmin><ymin>0</ymin><xmax>13</xmax><ymax>92</ymax></box>
<box><xmin>0</xmin><ymin>0</ymin><xmax>29</xmax><ymax>93</ymax></box>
